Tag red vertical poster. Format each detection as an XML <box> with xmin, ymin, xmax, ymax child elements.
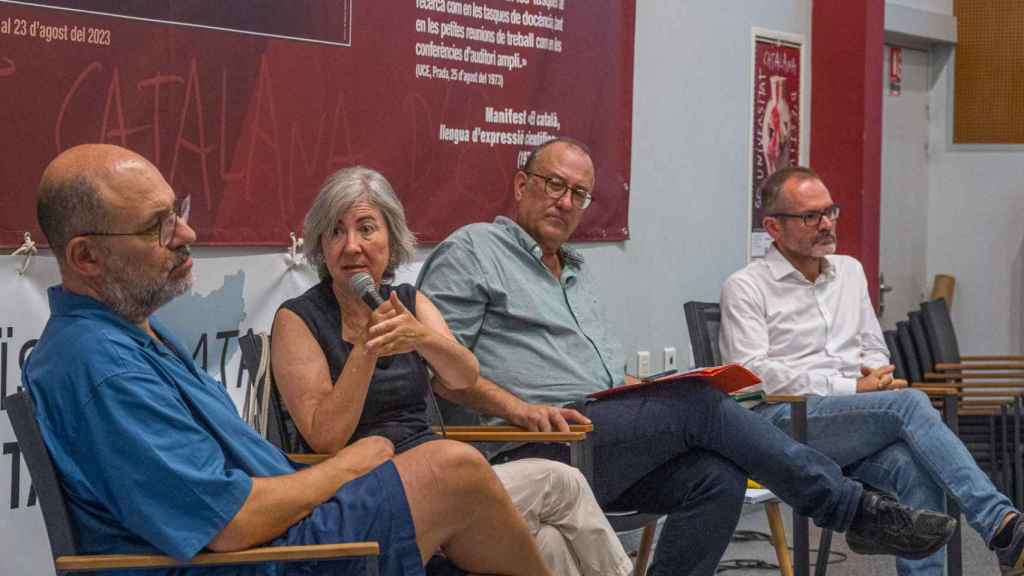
<box><xmin>750</xmin><ymin>33</ymin><xmax>803</xmax><ymax>259</ymax></box>
<box><xmin>889</xmin><ymin>46</ymin><xmax>903</xmax><ymax>96</ymax></box>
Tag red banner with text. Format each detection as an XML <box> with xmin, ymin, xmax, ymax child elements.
<box><xmin>0</xmin><ymin>0</ymin><xmax>635</xmax><ymax>246</ymax></box>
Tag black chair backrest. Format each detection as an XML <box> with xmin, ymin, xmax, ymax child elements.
<box><xmin>237</xmin><ymin>332</ymin><xmax>302</xmax><ymax>453</ymax></box>
<box><xmin>897</xmin><ymin>320</ymin><xmax>924</xmax><ymax>383</ymax></box>
<box><xmin>884</xmin><ymin>330</ymin><xmax>907</xmax><ymax>381</ymax></box>
<box><xmin>683</xmin><ymin>301</ymin><xmax>722</xmax><ymax>367</ymax></box>
<box><xmin>920</xmin><ymin>299</ymin><xmax>962</xmax><ymax>364</ymax></box>
<box><xmin>908</xmin><ymin>310</ymin><xmax>936</xmax><ymax>375</ymax></box>
<box><xmin>6</xmin><ymin>391</ymin><xmax>78</xmax><ymax>560</ymax></box>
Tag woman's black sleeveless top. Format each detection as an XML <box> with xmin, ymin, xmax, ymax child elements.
<box><xmin>278</xmin><ymin>279</ymin><xmax>439</xmax><ymax>453</ymax></box>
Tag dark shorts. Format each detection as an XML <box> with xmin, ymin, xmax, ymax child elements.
<box><xmin>279</xmin><ymin>460</ymin><xmax>423</xmax><ymax>576</ymax></box>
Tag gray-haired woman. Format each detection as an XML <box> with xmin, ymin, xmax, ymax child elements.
<box><xmin>272</xmin><ymin>166</ymin><xmax>631</xmax><ymax>576</ymax></box>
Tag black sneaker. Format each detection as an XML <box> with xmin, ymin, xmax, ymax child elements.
<box><xmin>425</xmin><ymin>555</ymin><xmax>467</xmax><ymax>576</ymax></box>
<box><xmin>995</xmin><ymin>517</ymin><xmax>1024</xmax><ymax>574</ymax></box>
<box><xmin>846</xmin><ymin>490</ymin><xmax>957</xmax><ymax>560</ymax></box>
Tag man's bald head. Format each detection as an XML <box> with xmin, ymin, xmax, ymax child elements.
<box><xmin>37</xmin><ymin>144</ymin><xmax>158</xmax><ymax>264</ymax></box>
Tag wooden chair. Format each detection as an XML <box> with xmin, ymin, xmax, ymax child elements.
<box><xmin>685</xmin><ymin>300</ymin><xmax>824</xmax><ymax>576</ymax></box>
<box><xmin>238</xmin><ymin>332</ymin><xmax>661</xmax><ymax>576</ymax></box>
<box><xmin>6</xmin><ymin>390</ymin><xmax>381</xmax><ymax>575</ymax></box>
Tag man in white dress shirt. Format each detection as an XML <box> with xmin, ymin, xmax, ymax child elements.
<box><xmin>720</xmin><ymin>166</ymin><xmax>1024</xmax><ymax>575</ymax></box>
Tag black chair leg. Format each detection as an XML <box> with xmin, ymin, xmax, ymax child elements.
<box><xmin>814</xmin><ymin>528</ymin><xmax>832</xmax><ymax>576</ymax></box>
<box><xmin>1003</xmin><ymin>406</ymin><xmax>1012</xmax><ymax>495</ymax></box>
<box><xmin>1011</xmin><ymin>397</ymin><xmax>1019</xmax><ymax>504</ymax></box>
<box><xmin>791</xmin><ymin>401</ymin><xmax>810</xmax><ymax>576</ymax></box>
<box><xmin>991</xmin><ymin>414</ymin><xmax>1002</xmax><ymax>490</ymax></box>
<box><xmin>944</xmin><ymin>395</ymin><xmax>963</xmax><ymax>576</ymax></box>
<box><xmin>571</xmin><ymin>437</ymin><xmax>595</xmax><ymax>488</ymax></box>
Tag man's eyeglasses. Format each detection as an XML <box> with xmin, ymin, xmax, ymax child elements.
<box><xmin>523</xmin><ymin>171</ymin><xmax>593</xmax><ymax>210</ymax></box>
<box><xmin>769</xmin><ymin>204</ymin><xmax>840</xmax><ymax>228</ymax></box>
<box><xmin>79</xmin><ymin>196</ymin><xmax>191</xmax><ymax>247</ymax></box>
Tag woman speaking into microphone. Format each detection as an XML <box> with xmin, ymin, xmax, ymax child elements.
<box><xmin>271</xmin><ymin>166</ymin><xmax>631</xmax><ymax>576</ymax></box>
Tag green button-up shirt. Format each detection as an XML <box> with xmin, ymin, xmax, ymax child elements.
<box><xmin>417</xmin><ymin>217</ymin><xmax>624</xmax><ymax>409</ymax></box>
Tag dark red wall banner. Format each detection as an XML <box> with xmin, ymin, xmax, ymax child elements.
<box><xmin>749</xmin><ymin>32</ymin><xmax>804</xmax><ymax>259</ymax></box>
<box><xmin>0</xmin><ymin>0</ymin><xmax>635</xmax><ymax>246</ymax></box>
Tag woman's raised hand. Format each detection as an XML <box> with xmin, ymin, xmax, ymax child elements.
<box><xmin>366</xmin><ymin>292</ymin><xmax>431</xmax><ymax>357</ymax></box>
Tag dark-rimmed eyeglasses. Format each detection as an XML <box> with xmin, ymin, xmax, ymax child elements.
<box><xmin>79</xmin><ymin>196</ymin><xmax>191</xmax><ymax>247</ymax></box>
<box><xmin>769</xmin><ymin>204</ymin><xmax>840</xmax><ymax>228</ymax></box>
<box><xmin>523</xmin><ymin>171</ymin><xmax>593</xmax><ymax>210</ymax></box>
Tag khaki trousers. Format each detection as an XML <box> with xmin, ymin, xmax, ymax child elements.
<box><xmin>493</xmin><ymin>458</ymin><xmax>633</xmax><ymax>576</ymax></box>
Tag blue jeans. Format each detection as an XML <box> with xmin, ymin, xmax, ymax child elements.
<box><xmin>494</xmin><ymin>383</ymin><xmax>863</xmax><ymax>576</ymax></box>
<box><xmin>756</xmin><ymin>388</ymin><xmax>1017</xmax><ymax>576</ymax></box>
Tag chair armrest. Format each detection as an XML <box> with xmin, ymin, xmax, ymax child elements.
<box><xmin>764</xmin><ymin>395</ymin><xmax>808</xmax><ymax>403</ymax></box>
<box><xmin>286</xmin><ymin>425</ymin><xmax>589</xmax><ymax>465</ymax></box>
<box><xmin>440</xmin><ymin>424</ymin><xmax>595</xmax><ymax>433</ymax></box>
<box><xmin>960</xmin><ymin>355</ymin><xmax>1024</xmax><ymax>362</ymax></box>
<box><xmin>914</xmin><ymin>385</ymin><xmax>959</xmax><ymax>396</ymax></box>
<box><xmin>432</xmin><ymin>423</ymin><xmax>590</xmax><ymax>442</ymax></box>
<box><xmin>55</xmin><ymin>542</ymin><xmax>379</xmax><ymax>572</ymax></box>
<box><xmin>921</xmin><ymin>380</ymin><xmax>1024</xmax><ymax>389</ymax></box>
<box><xmin>930</xmin><ymin>366</ymin><xmax>1024</xmax><ymax>376</ymax></box>
<box><xmin>441</xmin><ymin>430</ymin><xmax>586</xmax><ymax>442</ymax></box>
<box><xmin>915</xmin><ymin>385</ymin><xmax>1024</xmax><ymax>397</ymax></box>
<box><xmin>289</xmin><ymin>454</ymin><xmax>328</xmax><ymax>464</ymax></box>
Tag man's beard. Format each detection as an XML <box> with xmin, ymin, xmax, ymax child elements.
<box><xmin>811</xmin><ymin>233</ymin><xmax>837</xmax><ymax>258</ymax></box>
<box><xmin>99</xmin><ymin>247</ymin><xmax>192</xmax><ymax>323</ymax></box>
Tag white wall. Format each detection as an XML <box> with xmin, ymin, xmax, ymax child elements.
<box><xmin>577</xmin><ymin>0</ymin><xmax>812</xmax><ymax>371</ymax></box>
<box><xmin>397</xmin><ymin>1</ymin><xmax>813</xmax><ymax>373</ymax></box>
<box><xmin>926</xmin><ymin>45</ymin><xmax>1024</xmax><ymax>354</ymax></box>
<box><xmin>887</xmin><ymin>0</ymin><xmax>1024</xmax><ymax>355</ymax></box>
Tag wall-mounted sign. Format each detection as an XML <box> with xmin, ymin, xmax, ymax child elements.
<box><xmin>890</xmin><ymin>46</ymin><xmax>903</xmax><ymax>96</ymax></box>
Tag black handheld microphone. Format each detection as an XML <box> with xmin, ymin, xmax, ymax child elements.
<box><xmin>349</xmin><ymin>272</ymin><xmax>392</xmax><ymax>369</ymax></box>
<box><xmin>349</xmin><ymin>272</ymin><xmax>384</xmax><ymax>309</ymax></box>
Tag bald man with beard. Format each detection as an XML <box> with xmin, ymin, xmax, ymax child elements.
<box><xmin>21</xmin><ymin>144</ymin><xmax>555</xmax><ymax>576</ymax></box>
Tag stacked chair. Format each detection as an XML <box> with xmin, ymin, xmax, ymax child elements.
<box><xmin>892</xmin><ymin>316</ymin><xmax>1009</xmax><ymax>489</ymax></box>
<box><xmin>913</xmin><ymin>299</ymin><xmax>1024</xmax><ymax>506</ymax></box>
<box><xmin>237</xmin><ymin>332</ymin><xmax>663</xmax><ymax>576</ymax></box>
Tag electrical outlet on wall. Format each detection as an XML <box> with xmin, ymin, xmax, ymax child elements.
<box><xmin>636</xmin><ymin>351</ymin><xmax>651</xmax><ymax>378</ymax></box>
<box><xmin>663</xmin><ymin>347</ymin><xmax>677</xmax><ymax>371</ymax></box>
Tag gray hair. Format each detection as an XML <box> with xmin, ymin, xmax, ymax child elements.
<box><xmin>302</xmin><ymin>166</ymin><xmax>416</xmax><ymax>281</ymax></box>
<box><xmin>37</xmin><ymin>174</ymin><xmax>114</xmax><ymax>265</ymax></box>
<box><xmin>760</xmin><ymin>165</ymin><xmax>821</xmax><ymax>214</ymax></box>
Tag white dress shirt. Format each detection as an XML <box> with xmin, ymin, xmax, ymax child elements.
<box><xmin>719</xmin><ymin>245</ymin><xmax>889</xmax><ymax>396</ymax></box>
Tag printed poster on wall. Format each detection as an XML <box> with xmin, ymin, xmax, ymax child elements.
<box><xmin>749</xmin><ymin>31</ymin><xmax>804</xmax><ymax>259</ymax></box>
<box><xmin>0</xmin><ymin>0</ymin><xmax>636</xmax><ymax>247</ymax></box>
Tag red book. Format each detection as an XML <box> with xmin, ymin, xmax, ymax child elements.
<box><xmin>586</xmin><ymin>364</ymin><xmax>762</xmax><ymax>400</ymax></box>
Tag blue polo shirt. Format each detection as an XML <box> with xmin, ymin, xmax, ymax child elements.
<box><xmin>22</xmin><ymin>286</ymin><xmax>294</xmax><ymax>567</ymax></box>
